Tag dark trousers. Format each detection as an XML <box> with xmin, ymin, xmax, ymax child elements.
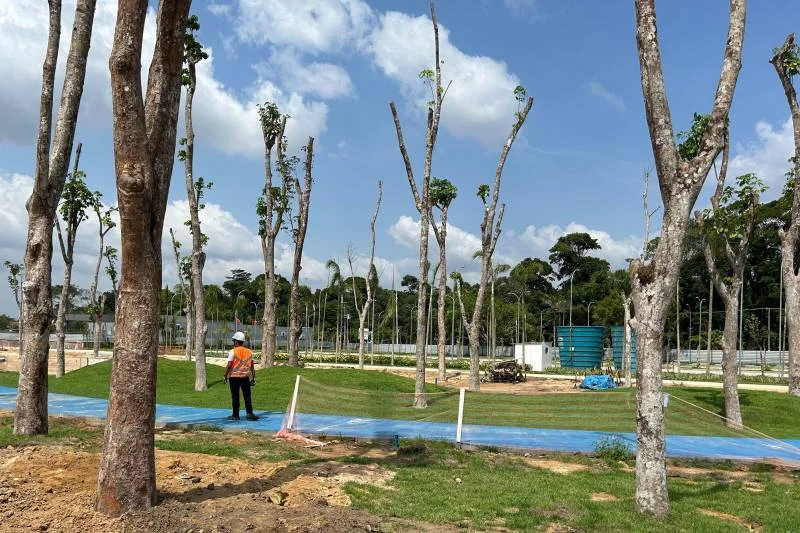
<box><xmin>229</xmin><ymin>377</ymin><xmax>253</xmax><ymax>417</ymax></box>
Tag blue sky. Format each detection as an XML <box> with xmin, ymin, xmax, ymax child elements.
<box><xmin>0</xmin><ymin>0</ymin><xmax>797</xmax><ymax>315</ymax></box>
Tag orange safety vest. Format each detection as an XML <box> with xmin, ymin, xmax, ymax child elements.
<box><xmin>229</xmin><ymin>346</ymin><xmax>253</xmax><ymax>378</ymax></box>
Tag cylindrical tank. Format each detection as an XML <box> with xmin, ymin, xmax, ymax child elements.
<box><xmin>557</xmin><ymin>326</ymin><xmax>605</xmax><ymax>369</ymax></box>
<box><xmin>610</xmin><ymin>325</ymin><xmax>637</xmax><ymax>373</ymax></box>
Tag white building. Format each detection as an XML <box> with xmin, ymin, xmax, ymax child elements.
<box><xmin>513</xmin><ymin>342</ymin><xmax>553</xmax><ymax>372</ymax></box>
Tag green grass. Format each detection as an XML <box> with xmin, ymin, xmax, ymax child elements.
<box><xmin>153</xmin><ymin>428</ymin><xmax>311</xmax><ymax>462</ymax></box>
<box><xmin>2</xmin><ymin>359</ymin><xmax>800</xmax><ymax>438</ymax></box>
<box><xmin>347</xmin><ymin>441</ymin><xmax>800</xmax><ymax>532</ymax></box>
<box><xmin>0</xmin><ymin>415</ymin><xmax>101</xmax><ymax>448</ymax></box>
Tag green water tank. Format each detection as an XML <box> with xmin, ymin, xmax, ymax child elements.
<box><xmin>557</xmin><ymin>326</ymin><xmax>605</xmax><ymax>369</ymax></box>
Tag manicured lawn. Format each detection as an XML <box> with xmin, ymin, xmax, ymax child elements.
<box><xmin>2</xmin><ymin>359</ymin><xmax>800</xmax><ymax>438</ymax></box>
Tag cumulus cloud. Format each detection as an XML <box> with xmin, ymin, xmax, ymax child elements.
<box><xmin>255</xmin><ymin>50</ymin><xmax>353</xmax><ymax>100</ymax></box>
<box><xmin>370</xmin><ymin>11</ymin><xmax>525</xmax><ymax>148</ymax></box>
<box><xmin>235</xmin><ymin>0</ymin><xmax>375</xmax><ymax>54</ymax></box>
<box><xmin>518</xmin><ymin>223</ymin><xmax>642</xmax><ymax>268</ymax></box>
<box><xmin>729</xmin><ymin>118</ymin><xmax>794</xmax><ymax>195</ymax></box>
<box><xmin>588</xmin><ymin>81</ymin><xmax>626</xmax><ymax>112</ymax></box>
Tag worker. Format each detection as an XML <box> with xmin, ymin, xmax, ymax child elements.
<box><xmin>224</xmin><ymin>331</ymin><xmax>259</xmax><ymax>421</ymax></box>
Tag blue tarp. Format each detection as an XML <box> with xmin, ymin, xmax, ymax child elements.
<box><xmin>580</xmin><ymin>374</ymin><xmax>617</xmax><ymax>390</ymax></box>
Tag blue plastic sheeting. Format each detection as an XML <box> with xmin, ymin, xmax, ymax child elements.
<box><xmin>579</xmin><ymin>375</ymin><xmax>617</xmax><ymax>390</ymax></box>
<box><xmin>1</xmin><ymin>385</ymin><xmax>799</xmax><ymax>464</ymax></box>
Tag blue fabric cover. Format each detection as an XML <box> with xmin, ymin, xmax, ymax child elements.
<box><xmin>580</xmin><ymin>374</ymin><xmax>617</xmax><ymax>390</ymax></box>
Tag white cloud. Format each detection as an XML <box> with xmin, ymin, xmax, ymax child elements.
<box><xmin>729</xmin><ymin>118</ymin><xmax>794</xmax><ymax>194</ymax></box>
<box><xmin>0</xmin><ymin>0</ymin><xmax>156</xmax><ymax>145</ymax></box>
<box><xmin>235</xmin><ymin>0</ymin><xmax>375</xmax><ymax>54</ymax></box>
<box><xmin>208</xmin><ymin>3</ymin><xmax>233</xmax><ymax>18</ymax></box>
<box><xmin>370</xmin><ymin>11</ymin><xmax>525</xmax><ymax>148</ymax></box>
<box><xmin>256</xmin><ymin>50</ymin><xmax>353</xmax><ymax>100</ymax></box>
<box><xmin>504</xmin><ymin>0</ymin><xmax>539</xmax><ymax>13</ymax></box>
<box><xmin>588</xmin><ymin>81</ymin><xmax>626</xmax><ymax>112</ymax></box>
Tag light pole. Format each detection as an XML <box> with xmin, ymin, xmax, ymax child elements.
<box><xmin>696</xmin><ymin>298</ymin><xmax>704</xmax><ymax>365</ymax></box>
<box><xmin>234</xmin><ymin>290</ymin><xmax>246</xmax><ymax>332</ymax></box>
<box><xmin>687</xmin><ymin>305</ymin><xmax>692</xmax><ymax>363</ymax></box>
<box><xmin>585</xmin><ymin>301</ymin><xmax>595</xmax><ymax>325</ymax></box>
<box><xmin>569</xmin><ymin>269</ymin><xmax>580</xmax><ymax>327</ymax></box>
<box><xmin>509</xmin><ymin>292</ymin><xmax>522</xmax><ymax>344</ymax></box>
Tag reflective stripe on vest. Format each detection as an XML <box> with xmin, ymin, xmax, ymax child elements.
<box><xmin>229</xmin><ymin>346</ymin><xmax>253</xmax><ymax>378</ymax></box>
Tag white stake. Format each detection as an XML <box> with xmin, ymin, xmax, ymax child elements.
<box><xmin>287</xmin><ymin>374</ymin><xmax>301</xmax><ymax>431</ymax></box>
<box><xmin>456</xmin><ymin>387</ymin><xmax>466</xmax><ymax>444</ymax></box>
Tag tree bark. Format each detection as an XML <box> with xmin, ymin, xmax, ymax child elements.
<box><xmin>771</xmin><ymin>35</ymin><xmax>800</xmax><ymax>396</ymax></box>
<box><xmin>90</xmin><ymin>219</ymin><xmax>107</xmax><ymax>359</ymax></box>
<box><xmin>435</xmin><ymin>213</ymin><xmax>448</xmax><ymax>382</ymax></box>
<box><xmin>622</xmin><ymin>292</ymin><xmax>633</xmax><ymax>387</ymax></box>
<box><xmin>16</xmin><ymin>0</ymin><xmax>97</xmax><ymax>435</ymax></box>
<box><xmin>182</xmin><ymin>50</ymin><xmax>207</xmax><ymax>390</ymax></box>
<box><xmin>288</xmin><ymin>138</ymin><xmax>315</xmax><ymax>366</ymax></box>
<box><xmin>720</xmin><ymin>295</ymin><xmax>743</xmax><ymax>427</ymax></box>
<box><xmin>630</xmin><ymin>0</ymin><xmax>745</xmax><ymax>516</ymax></box>
<box><xmin>97</xmin><ymin>0</ymin><xmax>190</xmax><ymax>515</ymax></box>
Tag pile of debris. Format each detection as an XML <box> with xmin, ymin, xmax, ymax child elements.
<box><xmin>482</xmin><ymin>360</ymin><xmax>527</xmax><ymax>383</ymax></box>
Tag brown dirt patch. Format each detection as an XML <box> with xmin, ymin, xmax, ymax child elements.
<box><xmin>698</xmin><ymin>508</ymin><xmax>764</xmax><ymax>532</ymax></box>
<box><xmin>523</xmin><ymin>458</ymin><xmax>590</xmax><ymax>474</ymax></box>
<box><xmin>668</xmin><ymin>465</ymin><xmax>750</xmax><ymax>480</ymax></box>
<box><xmin>1</xmin><ymin>349</ymin><xmax>107</xmax><ymax>374</ymax></box>
<box><xmin>0</xmin><ymin>444</ymin><xmax>407</xmax><ymax>532</ymax></box>
<box><xmin>381</xmin><ymin>367</ymin><xmax>580</xmax><ymax>395</ymax></box>
<box><xmin>590</xmin><ymin>492</ymin><xmax>619</xmax><ymax>502</ymax></box>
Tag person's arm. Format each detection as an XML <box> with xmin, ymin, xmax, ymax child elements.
<box><xmin>224</xmin><ymin>350</ymin><xmax>234</xmax><ymax>381</ymax></box>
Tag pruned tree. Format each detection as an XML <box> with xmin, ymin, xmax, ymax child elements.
<box><xmin>4</xmin><ymin>261</ymin><xmax>23</xmax><ymax>350</ymax></box>
<box><xmin>15</xmin><ymin>0</ymin><xmax>98</xmax><ymax>436</ymax></box>
<box><xmin>326</xmin><ymin>259</ymin><xmax>344</xmax><ymax>355</ymax></box>
<box><xmin>389</xmin><ymin>0</ymin><xmax>450</xmax><ymax>408</ymax></box>
<box><xmin>770</xmin><ymin>34</ymin><xmax>800</xmax><ymax>396</ymax></box>
<box><xmin>430</xmin><ymin>178</ymin><xmax>457</xmax><ymax>381</ymax></box>
<box><xmin>54</xmin><ymin>143</ymin><xmax>95</xmax><ymax>377</ymax></box>
<box><xmin>256</xmin><ymin>102</ymin><xmax>294</xmax><ymax>368</ymax></box>
<box><xmin>178</xmin><ymin>13</ymin><xmax>210</xmax><ymax>390</ymax></box>
<box><xmin>629</xmin><ymin>0</ymin><xmax>746</xmax><ymax>516</ymax></box>
<box><xmin>89</xmin><ymin>196</ymin><xmax>117</xmax><ymax>359</ymax></box>
<box><xmin>348</xmin><ymin>181</ymin><xmax>383</xmax><ymax>369</ymax></box>
<box><xmin>104</xmin><ymin>246</ymin><xmax>118</xmax><ymax>297</ymax></box>
<box><xmin>96</xmin><ymin>0</ymin><xmax>192</xmax><ymax>515</ymax></box>
<box><xmin>697</xmin><ymin>160</ymin><xmax>765</xmax><ymax>427</ymax></box>
<box><xmin>457</xmin><ymin>88</ymin><xmax>533</xmax><ymax>392</ymax></box>
<box><xmin>169</xmin><ymin>228</ymin><xmax>192</xmax><ymax>361</ymax></box>
<box><xmin>288</xmin><ymin>138</ymin><xmax>316</xmax><ymax>366</ymax></box>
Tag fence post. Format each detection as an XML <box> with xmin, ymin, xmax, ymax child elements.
<box><xmin>287</xmin><ymin>375</ymin><xmax>301</xmax><ymax>431</ymax></box>
<box><xmin>456</xmin><ymin>387</ymin><xmax>465</xmax><ymax>444</ymax></box>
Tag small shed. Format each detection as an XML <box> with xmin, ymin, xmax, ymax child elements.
<box><xmin>513</xmin><ymin>342</ymin><xmax>553</xmax><ymax>372</ymax></box>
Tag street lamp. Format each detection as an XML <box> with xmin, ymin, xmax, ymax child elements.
<box><xmin>696</xmin><ymin>298</ymin><xmax>704</xmax><ymax>364</ymax></box>
<box><xmin>569</xmin><ymin>269</ymin><xmax>580</xmax><ymax>327</ymax></box>
<box><xmin>585</xmin><ymin>301</ymin><xmax>595</xmax><ymax>325</ymax></box>
<box><xmin>509</xmin><ymin>292</ymin><xmax>522</xmax><ymax>344</ymax></box>
<box><xmin>234</xmin><ymin>290</ymin><xmax>246</xmax><ymax>332</ymax></box>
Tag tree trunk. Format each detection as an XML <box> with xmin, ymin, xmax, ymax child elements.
<box><xmin>720</xmin><ymin>294</ymin><xmax>743</xmax><ymax>427</ymax></box>
<box><xmin>414</xmin><ymin>210</ymin><xmax>430</xmax><ymax>407</ymax></box>
<box><xmin>623</xmin><ymin>293</ymin><xmax>632</xmax><ymax>387</ymax></box>
<box><xmin>707</xmin><ymin>277</ymin><xmax>713</xmax><ymax>373</ymax></box>
<box><xmin>262</xmin><ymin>243</ymin><xmax>276</xmax><ymax>368</ymax></box>
<box><xmin>184</xmin><ymin>301</ymin><xmax>193</xmax><ymax>361</ymax></box>
<box><xmin>15</xmin><ymin>0</ymin><xmax>97</xmax><ymax>436</ymax></box>
<box><xmin>97</xmin><ymin>0</ymin><xmax>190</xmax><ymax>515</ymax></box>
<box><xmin>786</xmin><ymin>278</ymin><xmax>800</xmax><ymax>395</ymax></box>
<box><xmin>436</xmin><ymin>239</ymin><xmax>447</xmax><ymax>382</ymax></box>
<box><xmin>93</xmin><ymin>294</ymin><xmax>105</xmax><ymax>357</ymax></box>
<box><xmin>55</xmin><ymin>263</ymin><xmax>72</xmax><ymax>377</ymax></box>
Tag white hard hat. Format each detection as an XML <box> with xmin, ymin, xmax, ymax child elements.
<box><xmin>232</xmin><ymin>331</ymin><xmax>246</xmax><ymax>342</ymax></box>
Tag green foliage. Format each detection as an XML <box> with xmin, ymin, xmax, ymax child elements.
<box><xmin>476</xmin><ymin>184</ymin><xmax>490</xmax><ymax>204</ymax></box>
<box><xmin>773</xmin><ymin>40</ymin><xmax>800</xmax><ymax>76</ymax></box>
<box><xmin>430</xmin><ymin>177</ymin><xmax>457</xmax><ymax>210</ymax></box>
<box><xmin>181</xmin><ymin>14</ymin><xmax>208</xmax><ymax>87</ymax></box>
<box><xmin>677</xmin><ymin>113</ymin><xmax>710</xmax><ymax>160</ymax></box>
<box><xmin>704</xmin><ymin>173</ymin><xmax>766</xmax><ymax>244</ymax></box>
<box><xmin>59</xmin><ymin>168</ymin><xmax>95</xmax><ymax>229</ymax></box>
<box><xmin>3</xmin><ymin>260</ymin><xmax>22</xmax><ymax>302</ymax></box>
<box><xmin>548</xmin><ymin>232</ymin><xmax>602</xmax><ymax>280</ymax></box>
<box><xmin>593</xmin><ymin>435</ymin><xmax>634</xmax><ymax>464</ymax></box>
<box><xmin>103</xmin><ymin>246</ymin><xmax>118</xmax><ymax>290</ymax></box>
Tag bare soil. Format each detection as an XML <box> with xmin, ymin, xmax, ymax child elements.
<box><xmin>384</xmin><ymin>368</ymin><xmax>580</xmax><ymax>395</ymax></box>
<box><xmin>0</xmin><ymin>349</ymin><xmax>105</xmax><ymax>374</ymax></box>
<box><xmin>0</xmin><ymin>440</ymin><xmax>445</xmax><ymax>533</ymax></box>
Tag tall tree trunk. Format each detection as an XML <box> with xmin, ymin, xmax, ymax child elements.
<box><xmin>436</xmin><ymin>235</ymin><xmax>447</xmax><ymax>382</ymax></box>
<box><xmin>771</xmin><ymin>35</ymin><xmax>800</xmax><ymax>396</ymax></box>
<box><xmin>720</xmin><ymin>294</ymin><xmax>743</xmax><ymax>427</ymax></box>
<box><xmin>90</xmin><ymin>230</ymin><xmax>105</xmax><ymax>358</ymax></box>
<box><xmin>707</xmin><ymin>277</ymin><xmax>714</xmax><ymax>373</ymax></box>
<box><xmin>92</xmin><ymin>293</ymin><xmax>106</xmax><ymax>356</ymax></box>
<box><xmin>97</xmin><ymin>0</ymin><xmax>191</xmax><ymax>515</ymax></box>
<box><xmin>622</xmin><ymin>292</ymin><xmax>632</xmax><ymax>387</ymax></box>
<box><xmin>288</xmin><ymin>138</ymin><xmax>315</xmax><ymax>367</ymax></box>
<box><xmin>55</xmin><ymin>261</ymin><xmax>72</xmax><ymax>377</ymax></box>
<box><xmin>262</xmin><ymin>244</ymin><xmax>276</xmax><ymax>368</ymax></box>
<box><xmin>15</xmin><ymin>0</ymin><xmax>97</xmax><ymax>436</ymax></box>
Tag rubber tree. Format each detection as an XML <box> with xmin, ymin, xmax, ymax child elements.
<box><xmin>430</xmin><ymin>178</ymin><xmax>457</xmax><ymax>382</ymax></box>
<box><xmin>456</xmin><ymin>89</ymin><xmax>533</xmax><ymax>392</ymax></box>
<box><xmin>389</xmin><ymin>0</ymin><xmax>449</xmax><ymax>408</ymax></box>
<box><xmin>348</xmin><ymin>181</ymin><xmax>383</xmax><ymax>370</ymax></box>
<box><xmin>97</xmin><ymin>0</ymin><xmax>192</xmax><ymax>515</ymax></box>
<box><xmin>770</xmin><ymin>35</ymin><xmax>800</xmax><ymax>396</ymax></box>
<box><xmin>697</xmin><ymin>158</ymin><xmax>765</xmax><ymax>428</ymax></box>
<box><xmin>288</xmin><ymin>138</ymin><xmax>316</xmax><ymax>366</ymax></box>
<box><xmin>89</xmin><ymin>197</ymin><xmax>116</xmax><ymax>359</ymax></box>
<box><xmin>15</xmin><ymin>0</ymin><xmax>98</xmax><ymax>436</ymax></box>
<box><xmin>256</xmin><ymin>103</ymin><xmax>293</xmax><ymax>368</ymax></box>
<box><xmin>628</xmin><ymin>0</ymin><xmax>746</xmax><ymax>516</ymax></box>
<box><xmin>178</xmin><ymin>14</ymin><xmax>210</xmax><ymax>390</ymax></box>
<box><xmin>54</xmin><ymin>143</ymin><xmax>94</xmax><ymax>377</ymax></box>
<box><xmin>4</xmin><ymin>261</ymin><xmax>23</xmax><ymax>350</ymax></box>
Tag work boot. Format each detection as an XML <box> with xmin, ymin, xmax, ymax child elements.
<box><xmin>227</xmin><ymin>415</ymin><xmax>240</xmax><ymax>421</ymax></box>
<box><xmin>245</xmin><ymin>413</ymin><xmax>259</xmax><ymax>421</ymax></box>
